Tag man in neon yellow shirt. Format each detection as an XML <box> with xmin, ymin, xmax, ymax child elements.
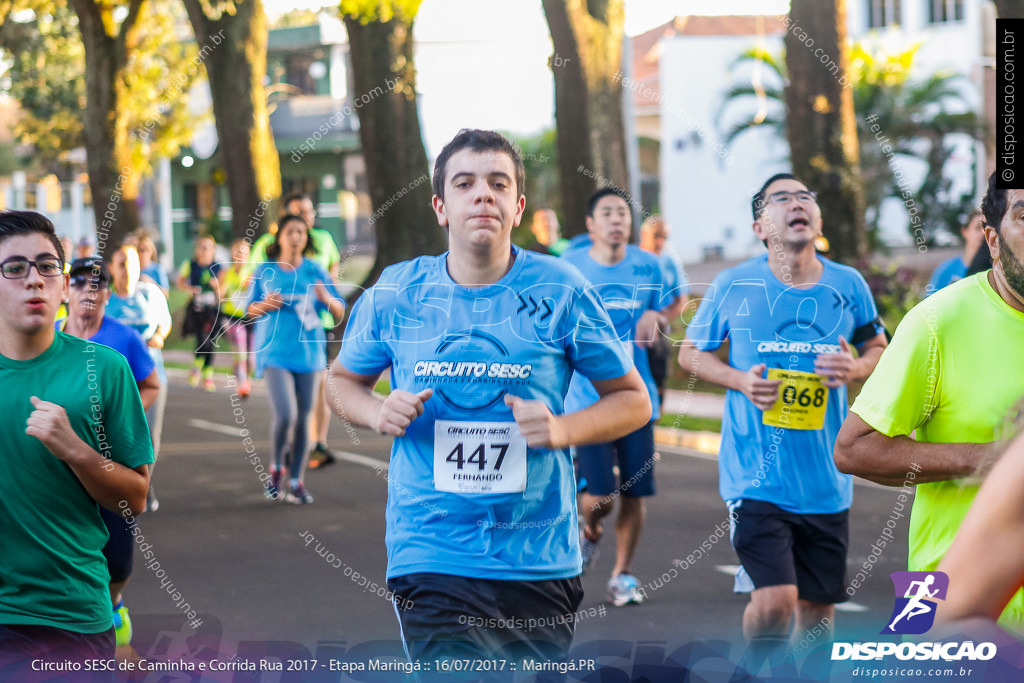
<box><xmin>836</xmin><ymin>172</ymin><xmax>1024</xmax><ymax>629</ymax></box>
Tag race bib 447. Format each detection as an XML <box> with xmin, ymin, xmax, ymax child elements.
<box><xmin>433</xmin><ymin>421</ymin><xmax>527</xmax><ymax>494</ymax></box>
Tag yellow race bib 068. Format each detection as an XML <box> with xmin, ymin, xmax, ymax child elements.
<box><xmin>761</xmin><ymin>368</ymin><xmax>829</xmax><ymax>431</ymax></box>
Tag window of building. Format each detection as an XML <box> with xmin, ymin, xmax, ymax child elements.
<box><xmin>928</xmin><ymin>0</ymin><xmax>964</xmax><ymax>23</ymax></box>
<box><xmin>867</xmin><ymin>0</ymin><xmax>902</xmax><ymax>28</ymax></box>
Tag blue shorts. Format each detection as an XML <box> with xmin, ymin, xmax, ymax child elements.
<box><xmin>576</xmin><ymin>421</ymin><xmax>656</xmax><ymax>498</ymax></box>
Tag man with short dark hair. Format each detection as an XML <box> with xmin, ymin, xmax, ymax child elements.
<box><xmin>0</xmin><ymin>211</ymin><xmax>153</xmax><ymax>673</ymax></box>
<box><xmin>836</xmin><ymin>171</ymin><xmax>1024</xmax><ymax>630</ymax></box>
<box><xmin>327</xmin><ymin>129</ymin><xmax>651</xmax><ymax>663</ymax></box>
<box><xmin>564</xmin><ymin>187</ymin><xmax>665</xmax><ymax>606</ymax></box>
<box><xmin>678</xmin><ymin>173</ymin><xmax>887</xmax><ymax>664</ymax></box>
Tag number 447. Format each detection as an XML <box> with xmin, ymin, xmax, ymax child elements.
<box><xmin>446</xmin><ymin>443</ymin><xmax>509</xmax><ymax>471</ymax></box>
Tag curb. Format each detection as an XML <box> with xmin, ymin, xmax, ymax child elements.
<box><xmin>653</xmin><ymin>426</ymin><xmax>720</xmax><ymax>456</ymax></box>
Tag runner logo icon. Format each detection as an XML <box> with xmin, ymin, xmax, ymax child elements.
<box><xmin>882</xmin><ymin>571</ymin><xmax>948</xmax><ymax>635</ymax></box>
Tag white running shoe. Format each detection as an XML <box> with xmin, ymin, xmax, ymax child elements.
<box><xmin>607</xmin><ymin>573</ymin><xmax>645</xmax><ymax>606</ymax></box>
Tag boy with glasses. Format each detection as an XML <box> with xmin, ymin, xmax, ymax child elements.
<box><xmin>0</xmin><ymin>212</ymin><xmax>153</xmax><ymax>675</ymax></box>
<box><xmin>677</xmin><ymin>174</ymin><xmax>887</xmax><ymax>667</ymax></box>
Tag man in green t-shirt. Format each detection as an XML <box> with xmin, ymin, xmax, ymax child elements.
<box><xmin>0</xmin><ymin>211</ymin><xmax>154</xmax><ymax>670</ymax></box>
<box><xmin>835</xmin><ymin>172</ymin><xmax>1024</xmax><ymax>629</ymax></box>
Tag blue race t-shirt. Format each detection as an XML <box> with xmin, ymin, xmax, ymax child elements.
<box><xmin>927</xmin><ymin>255</ymin><xmax>968</xmax><ymax>294</ymax></box>
<box><xmin>141</xmin><ymin>262</ymin><xmax>169</xmax><ymax>292</ymax></box>
<box><xmin>56</xmin><ymin>317</ymin><xmax>155</xmax><ymax>382</ymax></box>
<box><xmin>248</xmin><ymin>259</ymin><xmax>342</xmax><ymax>376</ymax></box>
<box><xmin>562</xmin><ymin>245</ymin><xmax>664</xmax><ymax>418</ymax></box>
<box><xmin>561</xmin><ymin>234</ymin><xmax>592</xmax><ymax>256</ymax></box>
<box><xmin>659</xmin><ymin>251</ymin><xmax>690</xmax><ymax>302</ymax></box>
<box><xmin>686</xmin><ymin>254</ymin><xmax>884</xmax><ymax>514</ymax></box>
<box><xmin>106</xmin><ymin>281</ymin><xmax>171</xmax><ymax>383</ymax></box>
<box><xmin>339</xmin><ymin>247</ymin><xmax>635</xmax><ymax>581</ymax></box>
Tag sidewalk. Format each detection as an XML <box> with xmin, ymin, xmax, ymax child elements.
<box><xmin>657</xmin><ymin>388</ymin><xmax>723</xmax><ymax>455</ymax></box>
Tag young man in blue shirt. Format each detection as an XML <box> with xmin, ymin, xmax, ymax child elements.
<box><xmin>678</xmin><ymin>174</ymin><xmax>887</xmax><ymax>666</ymax></box>
<box><xmin>327</xmin><ymin>130</ymin><xmax>650</xmax><ymax>664</ymax></box>
<box><xmin>563</xmin><ymin>189</ymin><xmax>666</xmax><ymax>607</ymax></box>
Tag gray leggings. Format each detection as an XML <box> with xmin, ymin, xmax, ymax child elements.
<box><xmin>263</xmin><ymin>367</ymin><xmax>323</xmax><ymax>481</ymax></box>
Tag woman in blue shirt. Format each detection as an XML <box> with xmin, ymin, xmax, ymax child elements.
<box><xmin>247</xmin><ymin>214</ymin><xmax>345</xmax><ymax>504</ymax></box>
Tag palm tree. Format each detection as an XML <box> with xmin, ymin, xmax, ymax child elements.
<box><xmin>718</xmin><ymin>43</ymin><xmax>986</xmax><ymax>246</ymax></box>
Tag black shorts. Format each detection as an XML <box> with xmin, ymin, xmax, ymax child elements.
<box><xmin>0</xmin><ymin>624</ymin><xmax>115</xmax><ymax>681</ymax></box>
<box><xmin>100</xmin><ymin>506</ymin><xmax>133</xmax><ymax>584</ymax></box>
<box><xmin>728</xmin><ymin>499</ymin><xmax>848</xmax><ymax>604</ymax></box>
<box><xmin>576</xmin><ymin>422</ymin><xmax>656</xmax><ymax>497</ymax></box>
<box><xmin>387</xmin><ymin>573</ymin><xmax>583</xmax><ymax>665</ymax></box>
<box><xmin>646</xmin><ymin>336</ymin><xmax>671</xmax><ymax>391</ymax></box>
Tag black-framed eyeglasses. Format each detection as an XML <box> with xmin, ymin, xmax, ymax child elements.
<box><xmin>69</xmin><ymin>274</ymin><xmax>110</xmax><ymax>290</ymax></box>
<box><xmin>0</xmin><ymin>256</ymin><xmax>64</xmax><ymax>279</ymax></box>
<box><xmin>767</xmin><ymin>190</ymin><xmax>817</xmax><ymax>205</ymax></box>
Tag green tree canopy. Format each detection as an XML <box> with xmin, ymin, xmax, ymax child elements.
<box><xmin>0</xmin><ymin>0</ymin><xmax>200</xmax><ymax>249</ymax></box>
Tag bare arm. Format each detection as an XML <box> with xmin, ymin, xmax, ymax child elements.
<box><xmin>208</xmin><ymin>272</ymin><xmax>222</xmax><ymax>300</ymax></box>
<box><xmin>315</xmin><ymin>281</ymin><xmax>346</xmax><ymax>320</ymax></box>
<box><xmin>325</xmin><ymin>363</ymin><xmax>430</xmax><ymax>437</ymax></box>
<box><xmin>327</xmin><ymin>362</ymin><xmax>651</xmax><ymax>449</ymax></box>
<box><xmin>246</xmin><ymin>291</ymin><xmax>284</xmax><ymax>318</ymax></box>
<box><xmin>833</xmin><ymin>412</ymin><xmax>988</xmax><ymax>486</ymax></box>
<box><xmin>634</xmin><ymin>310</ymin><xmax>662</xmax><ymax>349</ymax></box>
<box><xmin>137</xmin><ymin>370</ymin><xmax>161</xmax><ymax>411</ymax></box>
<box><xmin>814</xmin><ymin>334</ymin><xmax>887</xmax><ymax>387</ymax></box>
<box><xmin>661</xmin><ymin>294</ymin><xmax>687</xmax><ymax>323</ymax></box>
<box><xmin>938</xmin><ymin>431</ymin><xmax>1024</xmax><ymax>623</ymax></box>
<box><xmin>851</xmin><ymin>333</ymin><xmax>888</xmax><ymax>380</ymax></box>
<box><xmin>506</xmin><ymin>368</ymin><xmax>651</xmax><ymax>449</ymax></box>
<box><xmin>26</xmin><ymin>397</ymin><xmax>150</xmax><ymax>513</ymax></box>
<box><xmin>677</xmin><ymin>341</ymin><xmax>782</xmax><ymax>411</ymax></box>
<box><xmin>147</xmin><ymin>327</ymin><xmax>167</xmax><ymax>349</ymax></box>
<box><xmin>149</xmin><ymin>286</ymin><xmax>173</xmax><ymax>348</ymax></box>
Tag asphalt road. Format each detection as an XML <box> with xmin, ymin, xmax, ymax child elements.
<box><xmin>118</xmin><ymin>369</ymin><xmax>917</xmax><ymax>682</ymax></box>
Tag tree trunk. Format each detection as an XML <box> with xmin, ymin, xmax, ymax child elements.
<box><xmin>995</xmin><ymin>1</ymin><xmax>1024</xmax><ymax>18</ymax></box>
<box><xmin>182</xmin><ymin>0</ymin><xmax>280</xmax><ymax>243</ymax></box>
<box><xmin>343</xmin><ymin>13</ymin><xmax>444</xmax><ymax>289</ymax></box>
<box><xmin>71</xmin><ymin>0</ymin><xmax>143</xmax><ymax>255</ymax></box>
<box><xmin>784</xmin><ymin>0</ymin><xmax>867</xmax><ymax>262</ymax></box>
<box><xmin>543</xmin><ymin>0</ymin><xmax>628</xmax><ymax>238</ymax></box>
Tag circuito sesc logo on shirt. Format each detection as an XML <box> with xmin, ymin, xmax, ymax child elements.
<box><xmin>415</xmin><ymin>330</ymin><xmax>533</xmax><ymax>412</ymax></box>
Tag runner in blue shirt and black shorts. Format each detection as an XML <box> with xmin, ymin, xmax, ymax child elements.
<box><xmin>678</xmin><ymin>173</ymin><xmax>888</xmax><ymax>669</ymax></box>
<box><xmin>563</xmin><ymin>189</ymin><xmax>666</xmax><ymax>607</ymax></box>
<box><xmin>328</xmin><ymin>130</ymin><xmax>651</xmax><ymax>667</ymax></box>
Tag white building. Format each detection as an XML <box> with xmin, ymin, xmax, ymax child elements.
<box><xmin>638</xmin><ymin>1</ymin><xmax>991</xmax><ymax>265</ymax></box>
